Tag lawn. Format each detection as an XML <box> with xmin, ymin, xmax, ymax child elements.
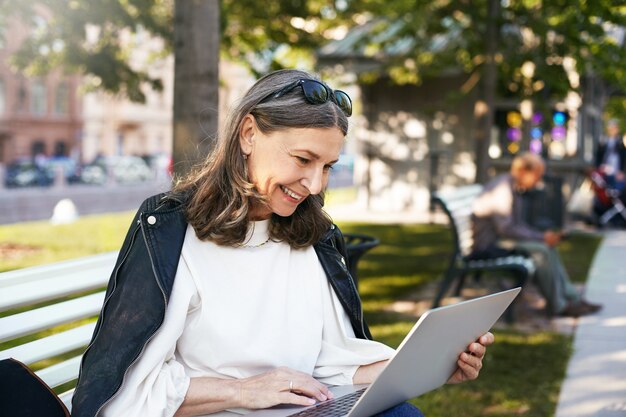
<box><xmin>338</xmin><ymin>223</ymin><xmax>600</xmax><ymax>417</ymax></box>
<box><xmin>0</xmin><ymin>214</ymin><xmax>602</xmax><ymax>416</ymax></box>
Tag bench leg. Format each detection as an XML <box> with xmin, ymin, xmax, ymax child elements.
<box><xmin>432</xmin><ymin>265</ymin><xmax>459</xmax><ymax>308</ymax></box>
<box><xmin>502</xmin><ymin>269</ymin><xmax>529</xmax><ymax>323</ymax></box>
<box><xmin>453</xmin><ymin>271</ymin><xmax>471</xmax><ymax>296</ymax></box>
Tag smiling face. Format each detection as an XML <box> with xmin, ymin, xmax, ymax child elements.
<box><xmin>239</xmin><ymin>115</ymin><xmax>344</xmax><ymax>220</ymax></box>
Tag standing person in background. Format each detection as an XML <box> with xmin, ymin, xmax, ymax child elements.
<box><xmin>71</xmin><ymin>69</ymin><xmax>494</xmax><ymax>417</ymax></box>
<box><xmin>471</xmin><ymin>153</ymin><xmax>602</xmax><ymax>317</ymax></box>
<box><xmin>595</xmin><ymin>119</ymin><xmax>626</xmax><ymax>192</ymax></box>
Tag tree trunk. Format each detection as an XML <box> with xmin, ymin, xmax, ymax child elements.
<box><xmin>173</xmin><ymin>0</ymin><xmax>220</xmax><ymax>178</ymax></box>
<box><xmin>474</xmin><ymin>0</ymin><xmax>499</xmax><ymax>184</ymax></box>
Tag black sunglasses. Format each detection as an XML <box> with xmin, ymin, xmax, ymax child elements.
<box><xmin>259</xmin><ymin>79</ymin><xmax>352</xmax><ymax>116</ymax></box>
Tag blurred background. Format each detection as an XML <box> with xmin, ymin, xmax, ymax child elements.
<box><xmin>1</xmin><ymin>0</ymin><xmax>625</xmax><ymax>221</ymax></box>
<box><xmin>2</xmin><ymin>3</ymin><xmax>626</xmax><ymax>416</ymax></box>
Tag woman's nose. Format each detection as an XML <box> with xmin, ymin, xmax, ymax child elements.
<box><xmin>301</xmin><ymin>167</ymin><xmax>324</xmax><ymax>195</ymax></box>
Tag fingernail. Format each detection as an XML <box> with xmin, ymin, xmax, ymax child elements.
<box><xmin>308</xmin><ymin>399</ymin><xmax>316</xmax><ymax>405</ymax></box>
<box><xmin>320</xmin><ymin>394</ymin><xmax>327</xmax><ymax>401</ymax></box>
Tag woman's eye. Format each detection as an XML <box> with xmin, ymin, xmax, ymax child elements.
<box><xmin>323</xmin><ymin>164</ymin><xmax>334</xmax><ymax>172</ymax></box>
<box><xmin>296</xmin><ymin>156</ymin><xmax>310</xmax><ymax>164</ymax></box>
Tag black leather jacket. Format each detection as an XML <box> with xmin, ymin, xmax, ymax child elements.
<box><xmin>71</xmin><ymin>193</ymin><xmax>372</xmax><ymax>417</ymax></box>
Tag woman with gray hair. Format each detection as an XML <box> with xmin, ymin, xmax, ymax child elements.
<box><xmin>72</xmin><ymin>69</ymin><xmax>493</xmax><ymax>417</ymax></box>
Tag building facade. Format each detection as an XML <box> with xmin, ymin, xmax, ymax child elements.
<box><xmin>0</xmin><ymin>17</ymin><xmax>82</xmax><ymax>164</ymax></box>
<box><xmin>318</xmin><ymin>29</ymin><xmax>607</xmax><ymax>212</ymax></box>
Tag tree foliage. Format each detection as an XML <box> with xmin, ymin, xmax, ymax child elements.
<box><xmin>1</xmin><ymin>0</ymin><xmax>349</xmax><ymax>102</ymax></box>
<box><xmin>2</xmin><ymin>0</ymin><xmax>172</xmax><ymax>102</ymax></box>
<box><xmin>333</xmin><ymin>0</ymin><xmax>626</xmax><ymax>103</ymax></box>
<box><xmin>3</xmin><ymin>0</ymin><xmax>626</xmax><ymax>108</ymax></box>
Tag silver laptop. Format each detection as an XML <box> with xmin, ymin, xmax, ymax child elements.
<box><xmin>226</xmin><ymin>287</ymin><xmax>521</xmax><ymax>417</ymax></box>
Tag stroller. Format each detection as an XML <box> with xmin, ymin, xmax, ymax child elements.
<box><xmin>589</xmin><ymin>169</ymin><xmax>626</xmax><ymax>227</ymax></box>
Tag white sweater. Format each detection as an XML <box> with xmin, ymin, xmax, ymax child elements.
<box><xmin>102</xmin><ymin>220</ymin><xmax>394</xmax><ymax>417</ymax></box>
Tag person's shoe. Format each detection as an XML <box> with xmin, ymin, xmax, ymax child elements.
<box><xmin>580</xmin><ymin>299</ymin><xmax>603</xmax><ymax>313</ymax></box>
<box><xmin>559</xmin><ymin>300</ymin><xmax>601</xmax><ymax>317</ymax></box>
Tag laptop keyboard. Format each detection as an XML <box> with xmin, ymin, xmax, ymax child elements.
<box><xmin>289</xmin><ymin>387</ymin><xmax>367</xmax><ymax>417</ymax></box>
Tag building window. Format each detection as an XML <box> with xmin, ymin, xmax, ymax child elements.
<box><xmin>17</xmin><ymin>80</ymin><xmax>27</xmax><ymax>113</ymax></box>
<box><xmin>30</xmin><ymin>79</ymin><xmax>47</xmax><ymax>115</ymax></box>
<box><xmin>54</xmin><ymin>141</ymin><xmax>67</xmax><ymax>157</ymax></box>
<box><xmin>0</xmin><ymin>78</ymin><xmax>5</xmax><ymax>115</ymax></box>
<box><xmin>32</xmin><ymin>141</ymin><xmax>46</xmax><ymax>159</ymax></box>
<box><xmin>55</xmin><ymin>82</ymin><xmax>69</xmax><ymax>115</ymax></box>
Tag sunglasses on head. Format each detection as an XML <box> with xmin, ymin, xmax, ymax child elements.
<box><xmin>259</xmin><ymin>78</ymin><xmax>352</xmax><ymax>116</ymax></box>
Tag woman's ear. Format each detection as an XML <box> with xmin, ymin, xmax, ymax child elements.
<box><xmin>239</xmin><ymin>114</ymin><xmax>256</xmax><ymax>156</ymax></box>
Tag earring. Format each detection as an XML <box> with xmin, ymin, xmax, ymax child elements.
<box><xmin>242</xmin><ymin>153</ymin><xmax>248</xmax><ymax>160</ymax></box>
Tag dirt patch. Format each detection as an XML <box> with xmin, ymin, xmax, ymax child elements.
<box><xmin>0</xmin><ymin>242</ymin><xmax>43</xmax><ymax>261</ymax></box>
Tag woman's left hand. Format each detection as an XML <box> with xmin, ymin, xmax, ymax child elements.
<box><xmin>446</xmin><ymin>332</ymin><xmax>494</xmax><ymax>384</ymax></box>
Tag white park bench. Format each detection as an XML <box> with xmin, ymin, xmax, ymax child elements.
<box><xmin>0</xmin><ymin>252</ymin><xmax>118</xmax><ymax>410</ymax></box>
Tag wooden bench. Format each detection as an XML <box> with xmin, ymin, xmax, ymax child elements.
<box><xmin>430</xmin><ymin>185</ymin><xmax>535</xmax><ymax>321</ymax></box>
<box><xmin>0</xmin><ymin>252</ymin><xmax>118</xmax><ymax>410</ymax></box>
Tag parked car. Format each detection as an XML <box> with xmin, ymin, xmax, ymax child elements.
<box><xmin>4</xmin><ymin>159</ymin><xmax>53</xmax><ymax>188</ymax></box>
<box><xmin>144</xmin><ymin>153</ymin><xmax>173</xmax><ymax>181</ymax></box>
<box><xmin>80</xmin><ymin>156</ymin><xmax>153</xmax><ymax>185</ymax></box>
<box><xmin>43</xmin><ymin>157</ymin><xmax>82</xmax><ymax>184</ymax></box>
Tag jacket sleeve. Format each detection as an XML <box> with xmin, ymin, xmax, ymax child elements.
<box><xmin>475</xmin><ymin>180</ymin><xmax>544</xmax><ymax>242</ymax></box>
<box><xmin>101</xmin><ymin>256</ymin><xmax>199</xmax><ymax>417</ymax></box>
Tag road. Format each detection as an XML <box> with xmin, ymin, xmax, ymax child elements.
<box><xmin>0</xmin><ymin>180</ymin><xmax>172</xmax><ymax>224</ymax></box>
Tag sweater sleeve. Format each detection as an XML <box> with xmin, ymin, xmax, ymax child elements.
<box><xmin>101</xmin><ymin>256</ymin><xmax>200</xmax><ymax>417</ymax></box>
<box><xmin>313</xmin><ymin>279</ymin><xmax>395</xmax><ymax>386</ymax></box>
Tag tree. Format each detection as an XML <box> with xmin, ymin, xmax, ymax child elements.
<box><xmin>173</xmin><ymin>0</ymin><xmax>219</xmax><ymax>176</ymax></box>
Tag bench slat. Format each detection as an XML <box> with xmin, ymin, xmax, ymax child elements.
<box><xmin>0</xmin><ymin>323</ymin><xmax>96</xmax><ymax>365</ymax></box>
<box><xmin>0</xmin><ymin>292</ymin><xmax>105</xmax><ymax>343</ymax></box>
<box><xmin>36</xmin><ymin>355</ymin><xmax>82</xmax><ymax>388</ymax></box>
<box><xmin>60</xmin><ymin>389</ymin><xmax>75</xmax><ymax>411</ymax></box>
<box><xmin>433</xmin><ymin>184</ymin><xmax>483</xmax><ymax>202</ymax></box>
<box><xmin>0</xmin><ymin>252</ymin><xmax>117</xmax><ymax>288</ymax></box>
<box><xmin>0</xmin><ymin>270</ymin><xmax>111</xmax><ymax>313</ymax></box>
<box><xmin>440</xmin><ymin>197</ymin><xmax>478</xmax><ymax>213</ymax></box>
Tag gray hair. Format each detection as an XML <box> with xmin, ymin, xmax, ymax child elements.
<box><xmin>174</xmin><ymin>69</ymin><xmax>349</xmax><ymax>248</ymax></box>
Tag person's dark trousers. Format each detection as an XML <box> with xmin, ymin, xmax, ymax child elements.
<box><xmin>376</xmin><ymin>402</ymin><xmax>425</xmax><ymax>416</ymax></box>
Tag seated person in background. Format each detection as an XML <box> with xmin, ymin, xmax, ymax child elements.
<box><xmin>471</xmin><ymin>152</ymin><xmax>602</xmax><ymax>317</ymax></box>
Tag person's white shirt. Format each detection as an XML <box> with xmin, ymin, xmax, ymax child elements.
<box><xmin>102</xmin><ymin>220</ymin><xmax>394</xmax><ymax>417</ymax></box>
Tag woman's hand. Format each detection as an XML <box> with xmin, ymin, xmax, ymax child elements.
<box><xmin>237</xmin><ymin>366</ymin><xmax>333</xmax><ymax>409</ymax></box>
<box><xmin>446</xmin><ymin>332</ymin><xmax>494</xmax><ymax>384</ymax></box>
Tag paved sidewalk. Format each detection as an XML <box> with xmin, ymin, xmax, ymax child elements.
<box><xmin>555</xmin><ymin>230</ymin><xmax>626</xmax><ymax>417</ymax></box>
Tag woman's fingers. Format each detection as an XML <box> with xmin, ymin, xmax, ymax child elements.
<box><xmin>479</xmin><ymin>332</ymin><xmax>495</xmax><ymax>346</ymax></box>
<box><xmin>281</xmin><ymin>392</ymin><xmax>317</xmax><ymax>407</ymax></box>
<box><xmin>447</xmin><ymin>332</ymin><xmax>494</xmax><ymax>384</ymax></box>
<box><xmin>468</xmin><ymin>342</ymin><xmax>486</xmax><ymax>359</ymax></box>
<box><xmin>289</xmin><ymin>378</ymin><xmax>333</xmax><ymax>402</ymax></box>
<box><xmin>456</xmin><ymin>356</ymin><xmax>480</xmax><ymax>380</ymax></box>
<box><xmin>238</xmin><ymin>367</ymin><xmax>332</xmax><ymax>409</ymax></box>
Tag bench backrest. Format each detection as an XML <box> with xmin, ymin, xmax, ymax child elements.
<box><xmin>431</xmin><ymin>184</ymin><xmax>483</xmax><ymax>259</ymax></box>
<box><xmin>0</xmin><ymin>252</ymin><xmax>117</xmax><ymax>409</ymax></box>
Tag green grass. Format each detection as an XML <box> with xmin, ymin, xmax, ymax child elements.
<box><xmin>558</xmin><ymin>232</ymin><xmax>603</xmax><ymax>283</ymax></box>
<box><xmin>0</xmin><ymin>211</ymin><xmax>135</xmax><ymax>272</ymax></box>
<box><xmin>0</xmin><ymin>216</ymin><xmax>602</xmax><ymax>415</ymax></box>
<box><xmin>337</xmin><ymin>222</ymin><xmax>600</xmax><ymax>417</ymax></box>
